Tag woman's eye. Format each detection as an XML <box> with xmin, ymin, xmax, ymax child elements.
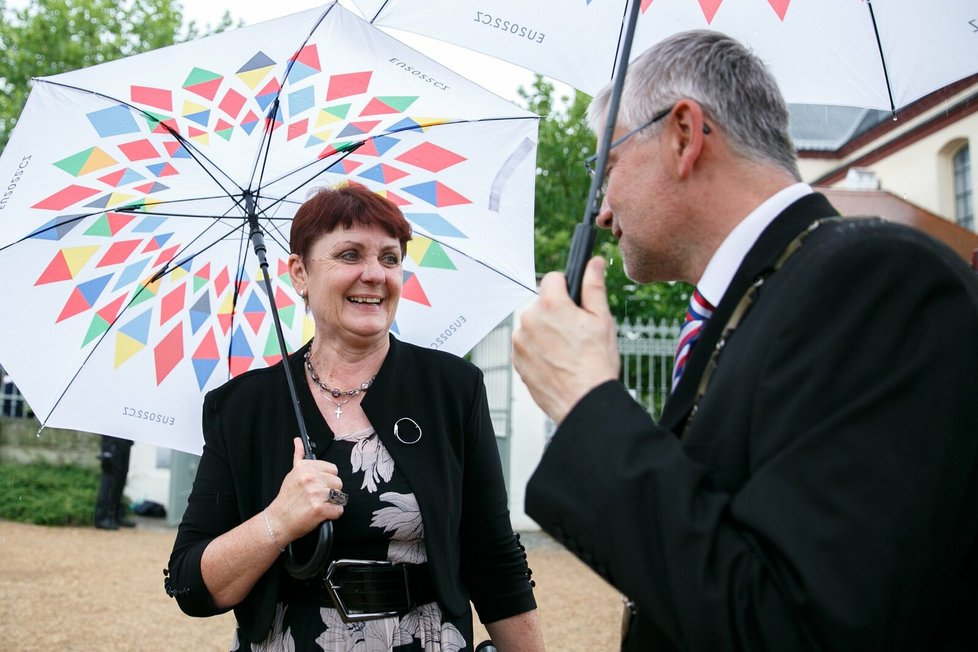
<box><xmin>382</xmin><ymin>254</ymin><xmax>401</xmax><ymax>266</ymax></box>
<box><xmin>339</xmin><ymin>251</ymin><xmax>359</xmax><ymax>261</ymax></box>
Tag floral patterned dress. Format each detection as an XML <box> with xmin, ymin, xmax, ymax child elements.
<box><xmin>231</xmin><ymin>428</ymin><xmax>471</xmax><ymax>652</ymax></box>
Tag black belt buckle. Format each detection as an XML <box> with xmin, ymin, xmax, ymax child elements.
<box><xmin>324</xmin><ymin>559</ymin><xmax>409</xmax><ymax>621</ymax></box>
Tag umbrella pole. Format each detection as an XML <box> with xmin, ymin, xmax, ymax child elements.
<box><xmin>245</xmin><ymin>195</ymin><xmax>333</xmax><ymax>578</ymax></box>
<box><xmin>565</xmin><ymin>0</ymin><xmax>643</xmax><ymax>304</ymax></box>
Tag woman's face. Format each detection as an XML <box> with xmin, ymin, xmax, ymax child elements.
<box><xmin>289</xmin><ymin>223</ymin><xmax>403</xmax><ymax>346</ymax></box>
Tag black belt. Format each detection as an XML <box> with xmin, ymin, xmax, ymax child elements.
<box><xmin>320</xmin><ymin>559</ymin><xmax>437</xmax><ymax>621</ymax></box>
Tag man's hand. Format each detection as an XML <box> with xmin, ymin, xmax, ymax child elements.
<box><xmin>513</xmin><ymin>256</ymin><xmax>620</xmax><ymax>424</ymax></box>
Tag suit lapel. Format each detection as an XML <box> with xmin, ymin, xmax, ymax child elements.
<box><xmin>659</xmin><ymin>193</ymin><xmax>840</xmax><ymax>432</ymax></box>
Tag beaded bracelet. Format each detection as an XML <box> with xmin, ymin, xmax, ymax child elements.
<box><xmin>262</xmin><ymin>509</ymin><xmax>285</xmax><ymax>553</ymax></box>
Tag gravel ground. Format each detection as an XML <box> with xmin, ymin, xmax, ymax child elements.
<box><xmin>0</xmin><ymin>519</ymin><xmax>623</xmax><ymax>651</ymax></box>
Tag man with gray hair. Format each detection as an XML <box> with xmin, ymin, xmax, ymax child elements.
<box><xmin>513</xmin><ymin>30</ymin><xmax>978</xmax><ymax>650</ymax></box>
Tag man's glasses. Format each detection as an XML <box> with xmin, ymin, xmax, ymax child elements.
<box><xmin>584</xmin><ymin>104</ymin><xmax>712</xmax><ymax>184</ymax></box>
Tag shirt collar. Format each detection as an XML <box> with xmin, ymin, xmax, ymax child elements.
<box><xmin>697</xmin><ymin>183</ymin><xmax>813</xmax><ymax>307</ymax></box>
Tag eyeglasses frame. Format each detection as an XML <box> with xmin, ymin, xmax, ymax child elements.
<box><xmin>584</xmin><ymin>104</ymin><xmax>712</xmax><ymax>178</ymax></box>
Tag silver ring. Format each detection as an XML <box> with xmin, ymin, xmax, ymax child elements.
<box><xmin>326</xmin><ymin>488</ymin><xmax>348</xmax><ymax>506</ymax></box>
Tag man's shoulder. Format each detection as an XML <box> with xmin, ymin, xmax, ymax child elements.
<box><xmin>808</xmin><ymin>216</ymin><xmax>971</xmax><ymax>271</ymax></box>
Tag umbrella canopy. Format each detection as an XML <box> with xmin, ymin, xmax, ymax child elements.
<box><xmin>0</xmin><ymin>1</ymin><xmax>538</xmax><ymax>454</ymax></box>
<box><xmin>354</xmin><ymin>0</ymin><xmax>978</xmax><ymax>112</ymax></box>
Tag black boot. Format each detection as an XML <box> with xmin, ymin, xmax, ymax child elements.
<box><xmin>116</xmin><ymin>506</ymin><xmax>136</xmax><ymax>528</ymax></box>
<box><xmin>95</xmin><ymin>518</ymin><xmax>119</xmax><ymax>530</ymax></box>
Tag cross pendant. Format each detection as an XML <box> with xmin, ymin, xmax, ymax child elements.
<box><xmin>334</xmin><ymin>405</ymin><xmax>343</xmax><ymax>419</ymax></box>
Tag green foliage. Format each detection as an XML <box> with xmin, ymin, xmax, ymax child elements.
<box><xmin>0</xmin><ymin>0</ymin><xmax>235</xmax><ymax>151</ymax></box>
<box><xmin>519</xmin><ymin>76</ymin><xmax>691</xmax><ymax>323</ymax></box>
<box><xmin>518</xmin><ymin>76</ymin><xmax>595</xmax><ymax>276</ymax></box>
<box><xmin>0</xmin><ymin>461</ymin><xmax>100</xmax><ymax>526</ymax></box>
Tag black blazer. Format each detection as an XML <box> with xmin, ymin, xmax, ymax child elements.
<box><xmin>168</xmin><ymin>335</ymin><xmax>535</xmax><ymax>644</ymax></box>
<box><xmin>527</xmin><ymin>194</ymin><xmax>978</xmax><ymax>650</ymax></box>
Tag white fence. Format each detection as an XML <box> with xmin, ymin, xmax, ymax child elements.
<box><xmin>617</xmin><ymin>317</ymin><xmax>681</xmax><ymax>419</ymax></box>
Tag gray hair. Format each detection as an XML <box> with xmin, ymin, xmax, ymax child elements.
<box><xmin>589</xmin><ymin>29</ymin><xmax>800</xmax><ymax>180</ymax></box>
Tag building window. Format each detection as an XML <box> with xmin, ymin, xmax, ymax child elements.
<box><xmin>953</xmin><ymin>144</ymin><xmax>973</xmax><ymax>230</ymax></box>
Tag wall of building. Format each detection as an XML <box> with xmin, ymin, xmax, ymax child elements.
<box><xmin>506</xmin><ymin>299</ymin><xmax>550</xmax><ymax>531</ymax></box>
<box><xmin>799</xmin><ymin>82</ymin><xmax>978</xmax><ymax>227</ymax></box>
<box><xmin>841</xmin><ymin>112</ymin><xmax>978</xmax><ymax>220</ymax></box>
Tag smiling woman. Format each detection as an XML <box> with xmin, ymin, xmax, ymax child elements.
<box><xmin>288</xmin><ymin>184</ymin><xmax>410</xmax><ymax>362</ymax></box>
<box><xmin>166</xmin><ymin>183</ymin><xmax>544</xmax><ymax>651</ymax></box>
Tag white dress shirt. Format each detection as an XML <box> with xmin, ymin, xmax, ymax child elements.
<box><xmin>696</xmin><ymin>183</ymin><xmax>813</xmax><ymax>308</ymax></box>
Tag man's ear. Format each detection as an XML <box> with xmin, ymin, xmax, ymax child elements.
<box><xmin>670</xmin><ymin>99</ymin><xmax>708</xmax><ymax>179</ymax></box>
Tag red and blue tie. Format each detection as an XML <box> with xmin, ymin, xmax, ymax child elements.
<box><xmin>671</xmin><ymin>288</ymin><xmax>716</xmax><ymax>392</ymax></box>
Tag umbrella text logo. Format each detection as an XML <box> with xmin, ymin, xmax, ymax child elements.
<box><xmin>473</xmin><ymin>11</ymin><xmax>546</xmax><ymax>44</ymax></box>
<box><xmin>387</xmin><ymin>58</ymin><xmax>451</xmax><ymax>91</ymax></box>
<box><xmin>0</xmin><ymin>156</ymin><xmax>32</xmax><ymax>212</ymax></box>
<box><xmin>430</xmin><ymin>315</ymin><xmax>467</xmax><ymax>350</ymax></box>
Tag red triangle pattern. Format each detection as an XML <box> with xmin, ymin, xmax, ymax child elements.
<box><xmin>154</xmin><ymin>323</ymin><xmax>184</xmax><ymax>385</ymax></box>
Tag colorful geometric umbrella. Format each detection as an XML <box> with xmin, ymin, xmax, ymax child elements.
<box><xmin>0</xmin><ymin>2</ymin><xmax>538</xmax><ymax>454</ymax></box>
<box><xmin>353</xmin><ymin>0</ymin><xmax>978</xmax><ymax>112</ymax></box>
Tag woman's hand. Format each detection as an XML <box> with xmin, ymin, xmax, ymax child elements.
<box><xmin>265</xmin><ymin>438</ymin><xmax>345</xmax><ymax>545</ymax></box>
<box><xmin>201</xmin><ymin>438</ymin><xmax>345</xmax><ymax>609</ymax></box>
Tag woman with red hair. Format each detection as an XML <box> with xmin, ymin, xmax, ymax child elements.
<box><xmin>167</xmin><ymin>184</ymin><xmax>543</xmax><ymax>651</ymax></box>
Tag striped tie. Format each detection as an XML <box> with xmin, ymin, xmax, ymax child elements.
<box><xmin>671</xmin><ymin>288</ymin><xmax>716</xmax><ymax>392</ymax></box>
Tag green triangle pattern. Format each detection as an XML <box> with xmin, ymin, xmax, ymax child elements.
<box><xmin>420</xmin><ymin>242</ymin><xmax>456</xmax><ymax>270</ymax></box>
<box><xmin>375</xmin><ymin>96</ymin><xmax>417</xmax><ymax>112</ymax></box>
<box><xmin>184</xmin><ymin>67</ymin><xmax>222</xmax><ymax>86</ymax></box>
<box><xmin>325</xmin><ymin>103</ymin><xmax>351</xmax><ymax>120</ymax></box>
<box><xmin>264</xmin><ymin>329</ymin><xmax>292</xmax><ymax>356</ymax></box>
<box><xmin>142</xmin><ymin>111</ymin><xmax>172</xmax><ymax>130</ymax></box>
<box><xmin>130</xmin><ymin>284</ymin><xmax>157</xmax><ymax>307</ymax></box>
<box><xmin>278</xmin><ymin>304</ymin><xmax>295</xmax><ymax>329</ymax></box>
<box><xmin>83</xmin><ymin>214</ymin><xmax>112</xmax><ymax>237</ymax></box>
<box><xmin>54</xmin><ymin>148</ymin><xmax>95</xmax><ymax>177</ymax></box>
<box><xmin>82</xmin><ymin>314</ymin><xmax>110</xmax><ymax>347</ymax></box>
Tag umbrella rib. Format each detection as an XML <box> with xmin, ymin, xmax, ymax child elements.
<box><xmin>0</xmin><ymin>209</ymin><xmax>104</xmax><ymax>252</ymax></box>
<box><xmin>419</xmin><ymin>231</ymin><xmax>537</xmax><ymax>296</ymax></box>
<box><xmin>34</xmin><ymin>79</ymin><xmax>248</xmax><ymax>197</ymax></box>
<box><xmin>865</xmin><ymin>0</ymin><xmax>897</xmax><ymax>116</ymax></box>
<box><xmin>256</xmin><ymin>115</ymin><xmax>538</xmax><ymax>215</ymax></box>
<box><xmin>248</xmin><ymin>3</ymin><xmax>338</xmax><ymax>195</ymax></box>
<box><xmin>255</xmin><ymin>141</ymin><xmax>368</xmax><ymax>215</ymax></box>
<box><xmin>366</xmin><ymin>0</ymin><xmax>392</xmax><ymax>23</ymax></box>
<box><xmin>222</xmin><ymin>224</ymin><xmax>257</xmax><ymax>380</ymax></box>
<box><xmin>31</xmin><ymin>215</ymin><xmax>246</xmax><ymax>428</ymax></box>
<box><xmin>608</xmin><ymin>0</ymin><xmax>635</xmax><ymax>87</ymax></box>
<box><xmin>147</xmin><ymin>216</ymin><xmax>253</xmax><ymax>285</ymax></box>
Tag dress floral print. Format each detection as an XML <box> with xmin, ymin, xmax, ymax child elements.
<box><xmin>231</xmin><ymin>428</ymin><xmax>469</xmax><ymax>652</ymax></box>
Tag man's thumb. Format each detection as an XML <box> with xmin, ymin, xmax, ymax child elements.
<box><xmin>581</xmin><ymin>256</ymin><xmax>610</xmax><ymax>315</ymax></box>
<box><xmin>292</xmin><ymin>437</ymin><xmax>306</xmax><ymax>465</ymax></box>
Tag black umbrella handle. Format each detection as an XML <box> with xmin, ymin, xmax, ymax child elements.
<box><xmin>564</xmin><ymin>0</ymin><xmax>643</xmax><ymax>305</ymax></box>
<box><xmin>246</xmin><ymin>200</ymin><xmax>333</xmax><ymax>577</ymax></box>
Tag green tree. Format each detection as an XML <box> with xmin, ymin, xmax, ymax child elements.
<box><xmin>0</xmin><ymin>0</ymin><xmax>234</xmax><ymax>151</ymax></box>
<box><xmin>519</xmin><ymin>75</ymin><xmax>690</xmax><ymax>323</ymax></box>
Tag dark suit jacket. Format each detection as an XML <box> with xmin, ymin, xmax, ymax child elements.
<box><xmin>526</xmin><ymin>193</ymin><xmax>978</xmax><ymax>650</ymax></box>
<box><xmin>167</xmin><ymin>335</ymin><xmax>535</xmax><ymax>644</ymax></box>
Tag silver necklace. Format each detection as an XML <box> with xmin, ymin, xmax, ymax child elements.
<box><xmin>304</xmin><ymin>349</ymin><xmax>376</xmax><ymax>419</ymax></box>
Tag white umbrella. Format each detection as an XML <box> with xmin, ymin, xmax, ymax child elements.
<box><xmin>0</xmin><ymin>1</ymin><xmax>538</xmax><ymax>455</ymax></box>
<box><xmin>354</xmin><ymin>0</ymin><xmax>978</xmax><ymax>113</ymax></box>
